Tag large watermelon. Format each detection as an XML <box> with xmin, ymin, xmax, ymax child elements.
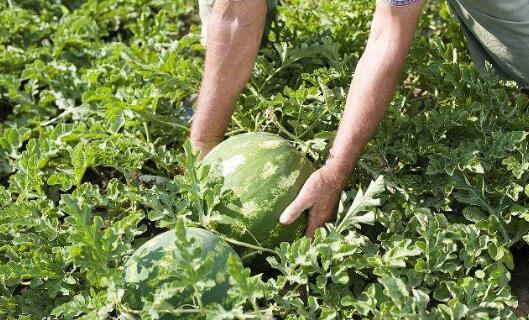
<box><xmin>123</xmin><ymin>227</ymin><xmax>239</xmax><ymax>312</ymax></box>
<box><xmin>202</xmin><ymin>132</ymin><xmax>315</xmax><ymax>250</ymax></box>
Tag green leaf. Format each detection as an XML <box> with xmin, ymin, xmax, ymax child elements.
<box><xmin>336</xmin><ymin>176</ymin><xmax>385</xmax><ymax>233</ymax></box>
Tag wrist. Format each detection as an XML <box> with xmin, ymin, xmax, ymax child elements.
<box><xmin>323</xmin><ymin>150</ymin><xmax>357</xmax><ymax>188</ymax></box>
<box><xmin>320</xmin><ymin>163</ymin><xmax>350</xmax><ymax>191</ymax></box>
<box><xmin>190</xmin><ymin>128</ymin><xmax>223</xmax><ymax>144</ymax></box>
<box><xmin>190</xmin><ymin>134</ymin><xmax>223</xmax><ymax>157</ymax></box>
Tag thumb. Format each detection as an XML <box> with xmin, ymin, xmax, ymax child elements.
<box><xmin>279</xmin><ymin>184</ymin><xmax>314</xmax><ymax>225</ymax></box>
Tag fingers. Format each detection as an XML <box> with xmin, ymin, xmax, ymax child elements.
<box><xmin>305</xmin><ymin>210</ymin><xmax>320</xmax><ymax>238</ymax></box>
<box><xmin>305</xmin><ymin>205</ymin><xmax>326</xmax><ymax>238</ymax></box>
<box><xmin>280</xmin><ymin>168</ymin><xmax>341</xmax><ymax>238</ymax></box>
<box><xmin>279</xmin><ymin>183</ymin><xmax>315</xmax><ymax>225</ymax></box>
<box><xmin>305</xmin><ymin>190</ymin><xmax>340</xmax><ymax>238</ymax></box>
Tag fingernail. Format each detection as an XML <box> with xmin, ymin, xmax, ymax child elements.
<box><xmin>279</xmin><ymin>214</ymin><xmax>290</xmax><ymax>224</ymax></box>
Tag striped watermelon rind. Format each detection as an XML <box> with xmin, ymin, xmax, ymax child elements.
<box><xmin>202</xmin><ymin>132</ymin><xmax>315</xmax><ymax>250</ymax></box>
<box><xmin>123</xmin><ymin>227</ymin><xmax>239</xmax><ymax>311</ymax></box>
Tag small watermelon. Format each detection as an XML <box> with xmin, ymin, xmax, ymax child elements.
<box><xmin>202</xmin><ymin>132</ymin><xmax>315</xmax><ymax>250</ymax></box>
<box><xmin>123</xmin><ymin>227</ymin><xmax>239</xmax><ymax>312</ymax></box>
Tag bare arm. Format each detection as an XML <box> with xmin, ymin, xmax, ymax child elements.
<box><xmin>191</xmin><ymin>0</ymin><xmax>267</xmax><ymax>156</ymax></box>
<box><xmin>326</xmin><ymin>0</ymin><xmax>424</xmax><ymax>180</ymax></box>
<box><xmin>280</xmin><ymin>0</ymin><xmax>424</xmax><ymax>237</ymax></box>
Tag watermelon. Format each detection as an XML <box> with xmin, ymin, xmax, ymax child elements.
<box><xmin>202</xmin><ymin>132</ymin><xmax>315</xmax><ymax>250</ymax></box>
<box><xmin>123</xmin><ymin>227</ymin><xmax>239</xmax><ymax>311</ymax></box>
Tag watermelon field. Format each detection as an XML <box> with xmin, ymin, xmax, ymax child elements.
<box><xmin>1</xmin><ymin>0</ymin><xmax>529</xmax><ymax>319</ymax></box>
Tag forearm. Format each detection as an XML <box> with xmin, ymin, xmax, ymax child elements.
<box><xmin>280</xmin><ymin>1</ymin><xmax>423</xmax><ymax>233</ymax></box>
<box><xmin>326</xmin><ymin>42</ymin><xmax>408</xmax><ymax>178</ymax></box>
<box><xmin>191</xmin><ymin>0</ymin><xmax>267</xmax><ymax>152</ymax></box>
<box><xmin>325</xmin><ymin>4</ymin><xmax>421</xmax><ymax>183</ymax></box>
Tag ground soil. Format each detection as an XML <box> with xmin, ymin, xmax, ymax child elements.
<box><xmin>511</xmin><ymin>245</ymin><xmax>529</xmax><ymax>317</ymax></box>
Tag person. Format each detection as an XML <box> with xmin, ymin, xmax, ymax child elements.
<box><xmin>190</xmin><ymin>0</ymin><xmax>529</xmax><ymax>237</ymax></box>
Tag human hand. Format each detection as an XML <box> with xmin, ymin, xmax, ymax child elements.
<box><xmin>190</xmin><ymin>137</ymin><xmax>221</xmax><ymax>160</ymax></box>
<box><xmin>279</xmin><ymin>164</ymin><xmax>347</xmax><ymax>238</ymax></box>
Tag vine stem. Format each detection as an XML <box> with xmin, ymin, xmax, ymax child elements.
<box><xmin>41</xmin><ymin>108</ymin><xmax>74</xmax><ymax>126</ymax></box>
<box><xmin>143</xmin><ymin>122</ymin><xmax>150</xmax><ymax>144</ymax></box>
<box><xmin>150</xmin><ymin>117</ymin><xmax>190</xmax><ymax>131</ymax></box>
<box><xmin>270</xmin><ymin>115</ymin><xmax>318</xmax><ymax>159</ymax></box>
<box><xmin>218</xmin><ymin>234</ymin><xmax>277</xmax><ymax>255</ymax></box>
<box><xmin>459</xmin><ymin>173</ymin><xmax>510</xmax><ymax>244</ymax></box>
<box><xmin>158</xmin><ymin>308</ymin><xmax>202</xmax><ymax>315</ymax></box>
<box><xmin>232</xmin><ymin>116</ymin><xmax>248</xmax><ymax>132</ymax></box>
<box><xmin>297</xmin><ymin>80</ymin><xmax>331</xmax><ymax>140</ymax></box>
<box><xmin>241</xmin><ymin>250</ymin><xmax>261</xmax><ymax>261</ymax></box>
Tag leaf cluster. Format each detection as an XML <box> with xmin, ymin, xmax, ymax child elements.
<box><xmin>1</xmin><ymin>0</ymin><xmax>528</xmax><ymax>319</ymax></box>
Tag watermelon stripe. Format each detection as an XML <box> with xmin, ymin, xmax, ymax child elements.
<box><xmin>202</xmin><ymin>133</ymin><xmax>315</xmax><ymax>251</ymax></box>
<box><xmin>123</xmin><ymin>228</ymin><xmax>240</xmax><ymax>310</ymax></box>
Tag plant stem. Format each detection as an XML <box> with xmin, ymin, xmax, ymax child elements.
<box><xmin>218</xmin><ymin>234</ymin><xmax>276</xmax><ymax>255</ymax></box>
<box><xmin>41</xmin><ymin>108</ymin><xmax>74</xmax><ymax>126</ymax></box>
<box><xmin>232</xmin><ymin>116</ymin><xmax>248</xmax><ymax>132</ymax></box>
<box><xmin>143</xmin><ymin>122</ymin><xmax>150</xmax><ymax>144</ymax></box>
<box><xmin>160</xmin><ymin>308</ymin><xmax>202</xmax><ymax>315</ymax></box>
<box><xmin>151</xmin><ymin>117</ymin><xmax>190</xmax><ymax>131</ymax></box>
<box><xmin>297</xmin><ymin>80</ymin><xmax>331</xmax><ymax>139</ymax></box>
<box><xmin>271</xmin><ymin>116</ymin><xmax>317</xmax><ymax>159</ymax></box>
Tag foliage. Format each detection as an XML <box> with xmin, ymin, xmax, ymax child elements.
<box><xmin>0</xmin><ymin>0</ymin><xmax>528</xmax><ymax>319</ymax></box>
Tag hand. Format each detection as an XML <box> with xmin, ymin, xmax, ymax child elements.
<box><xmin>190</xmin><ymin>137</ymin><xmax>221</xmax><ymax>160</ymax></box>
<box><xmin>279</xmin><ymin>165</ymin><xmax>347</xmax><ymax>238</ymax></box>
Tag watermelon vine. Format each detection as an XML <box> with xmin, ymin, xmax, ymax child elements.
<box><xmin>0</xmin><ymin>0</ymin><xmax>528</xmax><ymax>319</ymax></box>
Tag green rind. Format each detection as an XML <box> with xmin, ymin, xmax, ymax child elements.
<box><xmin>202</xmin><ymin>132</ymin><xmax>315</xmax><ymax>250</ymax></box>
<box><xmin>123</xmin><ymin>228</ymin><xmax>239</xmax><ymax>311</ymax></box>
